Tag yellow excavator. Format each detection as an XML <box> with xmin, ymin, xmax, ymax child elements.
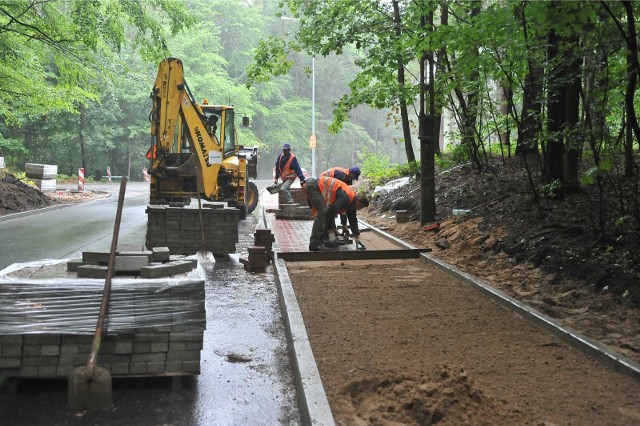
<box><xmin>147</xmin><ymin>57</ymin><xmax>259</xmax><ymax>217</ymax></box>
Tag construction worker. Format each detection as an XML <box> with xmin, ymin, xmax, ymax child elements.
<box><xmin>274</xmin><ymin>143</ymin><xmax>306</xmax><ymax>203</ymax></box>
<box><xmin>321</xmin><ymin>166</ymin><xmax>361</xmax><ymax>185</ymax></box>
<box><xmin>321</xmin><ymin>166</ymin><xmax>361</xmax><ymax>238</ymax></box>
<box><xmin>303</xmin><ymin>175</ymin><xmax>369</xmax><ymax>251</ymax></box>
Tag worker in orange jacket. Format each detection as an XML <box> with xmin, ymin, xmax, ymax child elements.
<box><xmin>321</xmin><ymin>166</ymin><xmax>361</xmax><ymax>238</ymax></box>
<box><xmin>321</xmin><ymin>166</ymin><xmax>361</xmax><ymax>185</ymax></box>
<box><xmin>303</xmin><ymin>176</ymin><xmax>369</xmax><ymax>251</ymax></box>
<box><xmin>274</xmin><ymin>143</ymin><xmax>306</xmax><ymax>203</ymax></box>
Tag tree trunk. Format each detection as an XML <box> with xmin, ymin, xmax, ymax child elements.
<box><xmin>419</xmin><ymin>6</ymin><xmax>437</xmax><ymax>225</ymax></box>
<box><xmin>563</xmin><ymin>24</ymin><xmax>582</xmax><ymax>193</ymax></box>
<box><xmin>392</xmin><ymin>0</ymin><xmax>415</xmax><ymax>164</ymax></box>
<box><xmin>515</xmin><ymin>4</ymin><xmax>542</xmax><ymax>158</ymax></box>
<box><xmin>544</xmin><ymin>8</ymin><xmax>565</xmax><ymax>188</ymax></box>
<box><xmin>623</xmin><ymin>1</ymin><xmax>639</xmax><ymax>176</ymax></box>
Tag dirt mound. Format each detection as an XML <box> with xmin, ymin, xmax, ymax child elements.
<box><xmin>342</xmin><ymin>367</ymin><xmax>520</xmax><ymax>425</ymax></box>
<box><xmin>0</xmin><ymin>175</ymin><xmax>54</xmax><ymax>214</ymax></box>
<box><xmin>0</xmin><ymin>175</ymin><xmax>110</xmax><ymax>216</ymax></box>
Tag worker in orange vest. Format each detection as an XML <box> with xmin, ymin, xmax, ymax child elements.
<box><xmin>321</xmin><ymin>166</ymin><xmax>361</xmax><ymax>185</ymax></box>
<box><xmin>321</xmin><ymin>166</ymin><xmax>362</xmax><ymax>238</ymax></box>
<box><xmin>303</xmin><ymin>176</ymin><xmax>369</xmax><ymax>251</ymax></box>
<box><xmin>274</xmin><ymin>143</ymin><xmax>306</xmax><ymax>203</ymax></box>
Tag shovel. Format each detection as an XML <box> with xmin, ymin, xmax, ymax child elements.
<box><xmin>68</xmin><ymin>177</ymin><xmax>127</xmax><ymax>410</ymax></box>
<box><xmin>266</xmin><ymin>182</ymin><xmax>283</xmax><ymax>194</ymax></box>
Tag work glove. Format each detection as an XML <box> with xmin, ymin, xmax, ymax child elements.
<box><xmin>324</xmin><ymin>230</ymin><xmax>340</xmax><ymax>247</ymax></box>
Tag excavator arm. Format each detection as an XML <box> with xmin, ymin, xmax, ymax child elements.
<box><xmin>148</xmin><ymin>57</ymin><xmax>224</xmax><ymax>201</ymax></box>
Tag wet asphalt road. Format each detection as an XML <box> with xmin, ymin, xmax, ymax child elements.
<box><xmin>0</xmin><ymin>181</ymin><xmax>301</xmax><ymax>425</ymax></box>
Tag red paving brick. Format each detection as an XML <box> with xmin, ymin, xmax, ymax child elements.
<box><xmin>263</xmin><ymin>189</ymin><xmax>312</xmax><ymax>252</ymax></box>
<box><xmin>263</xmin><ymin>188</ymin><xmax>361</xmax><ymax>253</ymax></box>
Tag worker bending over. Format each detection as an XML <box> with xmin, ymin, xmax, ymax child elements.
<box><xmin>303</xmin><ymin>176</ymin><xmax>369</xmax><ymax>252</ymax></box>
<box><xmin>321</xmin><ymin>166</ymin><xmax>361</xmax><ymax>238</ymax></box>
<box><xmin>321</xmin><ymin>166</ymin><xmax>361</xmax><ymax>185</ymax></box>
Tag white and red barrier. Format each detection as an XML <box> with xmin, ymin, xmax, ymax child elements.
<box><xmin>143</xmin><ymin>167</ymin><xmax>150</xmax><ymax>182</ymax></box>
<box><xmin>78</xmin><ymin>168</ymin><xmax>85</xmax><ymax>191</ymax></box>
<box><xmin>107</xmin><ymin>166</ymin><xmax>112</xmax><ymax>182</ymax></box>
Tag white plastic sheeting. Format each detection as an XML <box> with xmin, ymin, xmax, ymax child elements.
<box><xmin>0</xmin><ymin>258</ymin><xmax>206</xmax><ymax>335</ymax></box>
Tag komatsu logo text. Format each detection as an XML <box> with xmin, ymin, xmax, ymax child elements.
<box><xmin>195</xmin><ymin>127</ymin><xmax>211</xmax><ymax>167</ymax></box>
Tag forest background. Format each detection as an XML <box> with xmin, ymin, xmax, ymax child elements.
<box><xmin>1</xmin><ymin>0</ymin><xmax>640</xmax><ymax>248</ymax></box>
<box><xmin>0</xmin><ymin>0</ymin><xmax>407</xmax><ymax>183</ymax></box>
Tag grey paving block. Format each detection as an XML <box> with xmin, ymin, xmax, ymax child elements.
<box><xmin>24</xmin><ymin>335</ymin><xmax>60</xmax><ymax>345</ymax></box>
<box><xmin>2</xmin><ymin>345</ymin><xmax>21</xmax><ymax>357</ymax></box>
<box><xmin>140</xmin><ymin>263</ymin><xmax>175</xmax><ymax>278</ymax></box>
<box><xmin>0</xmin><ymin>358</ymin><xmax>21</xmax><ymax>368</ymax></box>
<box><xmin>166</xmin><ymin>350</ymin><xmax>200</xmax><ymax>362</ymax></box>
<box><xmin>0</xmin><ymin>336</ymin><xmax>23</xmax><ymax>345</ymax></box>
<box><xmin>165</xmin><ymin>361</ymin><xmax>182</xmax><ymax>372</ymax></box>
<box><xmin>19</xmin><ymin>366</ymin><xmax>38</xmax><ymax>377</ymax></box>
<box><xmin>131</xmin><ymin>353</ymin><xmax>166</xmax><ymax>363</ymax></box>
<box><xmin>37</xmin><ymin>366</ymin><xmax>57</xmax><ymax>377</ymax></box>
<box><xmin>152</xmin><ymin>247</ymin><xmax>171</xmax><ymax>262</ymax></box>
<box><xmin>115</xmin><ymin>255</ymin><xmax>149</xmax><ymax>272</ymax></box>
<box><xmin>150</xmin><ymin>342</ymin><xmax>169</xmax><ymax>353</ymax></box>
<box><xmin>76</xmin><ymin>264</ymin><xmax>108</xmax><ymax>278</ymax></box>
<box><xmin>147</xmin><ymin>362</ymin><xmax>165</xmax><ymax>374</ymax></box>
<box><xmin>66</xmin><ymin>259</ymin><xmax>84</xmax><ymax>272</ymax></box>
<box><xmin>130</xmin><ymin>362</ymin><xmax>148</xmax><ymax>374</ymax></box>
<box><xmin>182</xmin><ymin>361</ymin><xmax>200</xmax><ymax>373</ymax></box>
<box><xmin>40</xmin><ymin>345</ymin><xmax>60</xmax><ymax>356</ymax></box>
<box><xmin>82</xmin><ymin>251</ymin><xmax>113</xmax><ymax>264</ymax></box>
<box><xmin>111</xmin><ymin>363</ymin><xmax>129</xmax><ymax>375</ymax></box>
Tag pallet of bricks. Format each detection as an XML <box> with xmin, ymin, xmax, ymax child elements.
<box><xmin>25</xmin><ymin>163</ymin><xmax>57</xmax><ymax>191</ymax></box>
<box><xmin>146</xmin><ymin>204</ymin><xmax>239</xmax><ymax>255</ymax></box>
<box><xmin>0</xmin><ymin>254</ymin><xmax>206</xmax><ymax>380</ymax></box>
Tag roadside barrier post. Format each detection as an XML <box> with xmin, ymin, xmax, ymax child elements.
<box><xmin>78</xmin><ymin>168</ymin><xmax>85</xmax><ymax>191</ymax></box>
<box><xmin>143</xmin><ymin>167</ymin><xmax>150</xmax><ymax>182</ymax></box>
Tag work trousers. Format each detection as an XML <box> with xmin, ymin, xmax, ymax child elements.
<box><xmin>280</xmin><ymin>178</ymin><xmax>295</xmax><ymax>203</ymax></box>
<box><xmin>303</xmin><ymin>178</ymin><xmax>329</xmax><ymax>246</ymax></box>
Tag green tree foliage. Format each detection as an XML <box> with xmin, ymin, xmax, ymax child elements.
<box><xmin>0</xmin><ymin>0</ymin><xmax>194</xmax><ymax>176</ymax></box>
<box><xmin>248</xmin><ymin>0</ymin><xmax>421</xmax><ymax>164</ymax></box>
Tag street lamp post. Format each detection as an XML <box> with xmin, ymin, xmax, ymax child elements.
<box><xmin>281</xmin><ymin>16</ymin><xmax>316</xmax><ymax>177</ymax></box>
<box><xmin>311</xmin><ymin>56</ymin><xmax>316</xmax><ymax>176</ymax></box>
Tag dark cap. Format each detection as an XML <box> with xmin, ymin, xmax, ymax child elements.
<box><xmin>349</xmin><ymin>166</ymin><xmax>361</xmax><ymax>179</ymax></box>
<box><xmin>357</xmin><ymin>193</ymin><xmax>369</xmax><ymax>208</ymax></box>
<box><xmin>282</xmin><ymin>143</ymin><xmax>291</xmax><ymax>150</ymax></box>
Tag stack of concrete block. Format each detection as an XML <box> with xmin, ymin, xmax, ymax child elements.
<box><xmin>25</xmin><ymin>163</ymin><xmax>57</xmax><ymax>191</ymax></box>
<box><xmin>254</xmin><ymin>229</ymin><xmax>275</xmax><ymax>259</ymax></box>
<box><xmin>0</xmin><ymin>261</ymin><xmax>205</xmax><ymax>380</ymax></box>
<box><xmin>275</xmin><ymin>189</ymin><xmax>313</xmax><ymax>220</ymax></box>
<box><xmin>146</xmin><ymin>204</ymin><xmax>239</xmax><ymax>255</ymax></box>
<box><xmin>67</xmin><ymin>248</ymin><xmax>197</xmax><ymax>279</ymax></box>
<box><xmin>239</xmin><ymin>246</ymin><xmax>270</xmax><ymax>272</ymax></box>
<box><xmin>278</xmin><ymin>187</ymin><xmax>309</xmax><ymax>206</ymax></box>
